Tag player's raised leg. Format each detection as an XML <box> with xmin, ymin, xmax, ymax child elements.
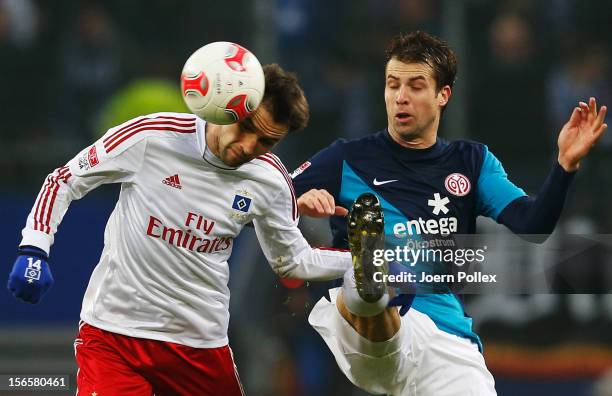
<box><xmin>339</xmin><ymin>193</ymin><xmax>400</xmax><ymax>341</ymax></box>
<box><xmin>336</xmin><ymin>291</ymin><xmax>400</xmax><ymax>342</ymax></box>
<box><xmin>309</xmin><ymin>194</ymin><xmax>414</xmax><ymax>395</ymax></box>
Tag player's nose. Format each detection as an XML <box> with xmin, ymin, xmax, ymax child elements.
<box><xmin>239</xmin><ymin>133</ymin><xmax>258</xmax><ymax>155</ymax></box>
<box><xmin>395</xmin><ymin>86</ymin><xmax>409</xmax><ymax>104</ymax></box>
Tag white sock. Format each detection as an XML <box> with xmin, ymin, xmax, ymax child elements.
<box><xmin>341</xmin><ymin>267</ymin><xmax>389</xmax><ymax>317</ymax></box>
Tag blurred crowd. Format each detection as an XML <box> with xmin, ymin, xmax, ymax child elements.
<box><xmin>1</xmin><ymin>0</ymin><xmax>611</xmax><ymax>395</ymax></box>
<box><xmin>1</xmin><ymin>0</ymin><xmax>611</xmax><ymax>223</ymax></box>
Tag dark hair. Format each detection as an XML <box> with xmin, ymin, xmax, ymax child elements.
<box><xmin>385</xmin><ymin>31</ymin><xmax>458</xmax><ymax>91</ymax></box>
<box><xmin>262</xmin><ymin>64</ymin><xmax>309</xmax><ymax>133</ymax></box>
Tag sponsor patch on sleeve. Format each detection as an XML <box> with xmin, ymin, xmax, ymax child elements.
<box><xmin>78</xmin><ymin>145</ymin><xmax>100</xmax><ymax>170</ymax></box>
<box><xmin>88</xmin><ymin>145</ymin><xmax>99</xmax><ymax>167</ymax></box>
<box><xmin>290</xmin><ymin>161</ymin><xmax>311</xmax><ymax>179</ymax></box>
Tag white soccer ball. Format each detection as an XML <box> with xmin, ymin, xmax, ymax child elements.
<box><xmin>181</xmin><ymin>41</ymin><xmax>265</xmax><ymax>125</ymax></box>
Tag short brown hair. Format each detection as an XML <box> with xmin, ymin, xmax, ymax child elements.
<box><xmin>262</xmin><ymin>64</ymin><xmax>309</xmax><ymax>133</ymax></box>
<box><xmin>385</xmin><ymin>31</ymin><xmax>458</xmax><ymax>91</ymax></box>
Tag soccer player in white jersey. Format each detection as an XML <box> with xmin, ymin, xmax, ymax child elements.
<box><xmin>7</xmin><ymin>64</ymin><xmax>353</xmax><ymax>395</ymax></box>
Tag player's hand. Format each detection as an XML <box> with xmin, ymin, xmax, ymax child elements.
<box><xmin>558</xmin><ymin>97</ymin><xmax>607</xmax><ymax>172</ymax></box>
<box><xmin>7</xmin><ymin>246</ymin><xmax>54</xmax><ymax>304</ymax></box>
<box><xmin>297</xmin><ymin>189</ymin><xmax>348</xmax><ymax>217</ymax></box>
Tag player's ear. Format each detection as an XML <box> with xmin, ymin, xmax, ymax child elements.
<box><xmin>437</xmin><ymin>85</ymin><xmax>451</xmax><ymax>107</ymax></box>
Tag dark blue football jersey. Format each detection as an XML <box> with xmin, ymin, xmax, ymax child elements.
<box><xmin>292</xmin><ymin>129</ymin><xmax>527</xmax><ymax>349</ymax></box>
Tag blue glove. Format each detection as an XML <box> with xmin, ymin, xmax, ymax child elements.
<box><xmin>8</xmin><ymin>246</ymin><xmax>54</xmax><ymax>304</ymax></box>
<box><xmin>386</xmin><ymin>261</ymin><xmax>416</xmax><ymax>316</ymax></box>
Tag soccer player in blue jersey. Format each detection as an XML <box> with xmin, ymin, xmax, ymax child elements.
<box><xmin>292</xmin><ymin>31</ymin><xmax>607</xmax><ymax>395</ymax></box>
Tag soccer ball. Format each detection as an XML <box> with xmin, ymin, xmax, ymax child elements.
<box><xmin>181</xmin><ymin>41</ymin><xmax>265</xmax><ymax>125</ymax></box>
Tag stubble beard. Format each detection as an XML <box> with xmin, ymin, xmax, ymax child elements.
<box><xmin>391</xmin><ymin>114</ymin><xmax>437</xmax><ymax>144</ymax></box>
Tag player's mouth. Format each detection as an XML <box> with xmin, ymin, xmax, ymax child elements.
<box><xmin>395</xmin><ymin>112</ymin><xmax>413</xmax><ymax>123</ymax></box>
<box><xmin>232</xmin><ymin>146</ymin><xmax>254</xmax><ymax>163</ymax></box>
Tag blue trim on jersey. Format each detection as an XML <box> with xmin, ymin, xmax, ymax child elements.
<box><xmin>340</xmin><ymin>161</ymin><xmax>483</xmax><ymax>350</ymax></box>
<box><xmin>476</xmin><ymin>146</ymin><xmax>527</xmax><ymax>220</ymax></box>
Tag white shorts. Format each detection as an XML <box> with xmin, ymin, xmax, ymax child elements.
<box><xmin>309</xmin><ymin>288</ymin><xmax>497</xmax><ymax>396</ymax></box>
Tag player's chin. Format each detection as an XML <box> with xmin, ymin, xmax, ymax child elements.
<box><xmin>223</xmin><ymin>152</ymin><xmax>251</xmax><ymax>167</ymax></box>
<box><xmin>394</xmin><ymin>123</ymin><xmax>418</xmax><ymax>137</ymax></box>
<box><xmin>223</xmin><ymin>158</ymin><xmax>245</xmax><ymax>167</ymax></box>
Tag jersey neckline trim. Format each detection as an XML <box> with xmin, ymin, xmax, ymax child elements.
<box><xmin>381</xmin><ymin>129</ymin><xmax>448</xmax><ymax>161</ymax></box>
<box><xmin>203</xmin><ymin>146</ymin><xmax>239</xmax><ymax>170</ymax></box>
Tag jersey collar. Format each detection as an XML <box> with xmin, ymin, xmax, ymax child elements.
<box><xmin>203</xmin><ymin>146</ymin><xmax>238</xmax><ymax>170</ymax></box>
<box><xmin>382</xmin><ymin>129</ymin><xmax>448</xmax><ymax>161</ymax></box>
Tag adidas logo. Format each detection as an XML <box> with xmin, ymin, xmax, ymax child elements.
<box><xmin>162</xmin><ymin>174</ymin><xmax>182</xmax><ymax>189</ymax></box>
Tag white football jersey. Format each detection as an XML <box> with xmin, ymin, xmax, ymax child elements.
<box><xmin>20</xmin><ymin>112</ymin><xmax>352</xmax><ymax>348</ymax></box>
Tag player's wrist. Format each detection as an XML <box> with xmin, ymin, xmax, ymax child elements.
<box><xmin>557</xmin><ymin>155</ymin><xmax>579</xmax><ymax>173</ymax></box>
<box><xmin>18</xmin><ymin>245</ymin><xmax>49</xmax><ymax>261</ymax></box>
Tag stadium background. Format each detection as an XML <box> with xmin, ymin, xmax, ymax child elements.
<box><xmin>0</xmin><ymin>0</ymin><xmax>611</xmax><ymax>395</ymax></box>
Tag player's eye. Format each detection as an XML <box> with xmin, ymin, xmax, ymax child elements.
<box><xmin>386</xmin><ymin>78</ymin><xmax>400</xmax><ymax>88</ymax></box>
<box><xmin>239</xmin><ymin>118</ymin><xmax>255</xmax><ymax>131</ymax></box>
<box><xmin>238</xmin><ymin>124</ymin><xmax>255</xmax><ymax>134</ymax></box>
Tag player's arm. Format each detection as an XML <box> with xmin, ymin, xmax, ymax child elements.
<box><xmin>478</xmin><ymin>98</ymin><xmax>607</xmax><ymax>238</ymax></box>
<box><xmin>496</xmin><ymin>163</ymin><xmax>574</xmax><ymax>235</ymax></box>
<box><xmin>476</xmin><ymin>146</ymin><xmax>569</xmax><ymax>239</ymax></box>
<box><xmin>253</xmin><ymin>165</ymin><xmax>352</xmax><ymax>280</ymax></box>
<box><xmin>8</xmin><ymin>119</ymin><xmax>148</xmax><ymax>303</ymax></box>
<box><xmin>292</xmin><ymin>139</ymin><xmax>348</xmax><ymax>217</ymax></box>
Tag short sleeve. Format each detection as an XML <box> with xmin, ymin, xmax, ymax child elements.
<box><xmin>476</xmin><ymin>146</ymin><xmax>527</xmax><ymax>220</ymax></box>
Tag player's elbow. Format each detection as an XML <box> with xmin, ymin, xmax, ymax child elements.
<box><xmin>275</xmin><ymin>269</ymin><xmax>292</xmax><ymax>279</ymax></box>
<box><xmin>508</xmin><ymin>222</ymin><xmax>554</xmax><ymax>243</ymax></box>
<box><xmin>500</xmin><ymin>198</ymin><xmax>561</xmax><ymax>243</ymax></box>
<box><xmin>514</xmin><ymin>219</ymin><xmax>557</xmax><ymax>243</ymax></box>
<box><xmin>271</xmin><ymin>261</ymin><xmax>299</xmax><ymax>279</ymax></box>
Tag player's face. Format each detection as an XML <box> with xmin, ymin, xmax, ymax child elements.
<box><xmin>384</xmin><ymin>58</ymin><xmax>450</xmax><ymax>144</ymax></box>
<box><xmin>217</xmin><ymin>105</ymin><xmax>288</xmax><ymax>167</ymax></box>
